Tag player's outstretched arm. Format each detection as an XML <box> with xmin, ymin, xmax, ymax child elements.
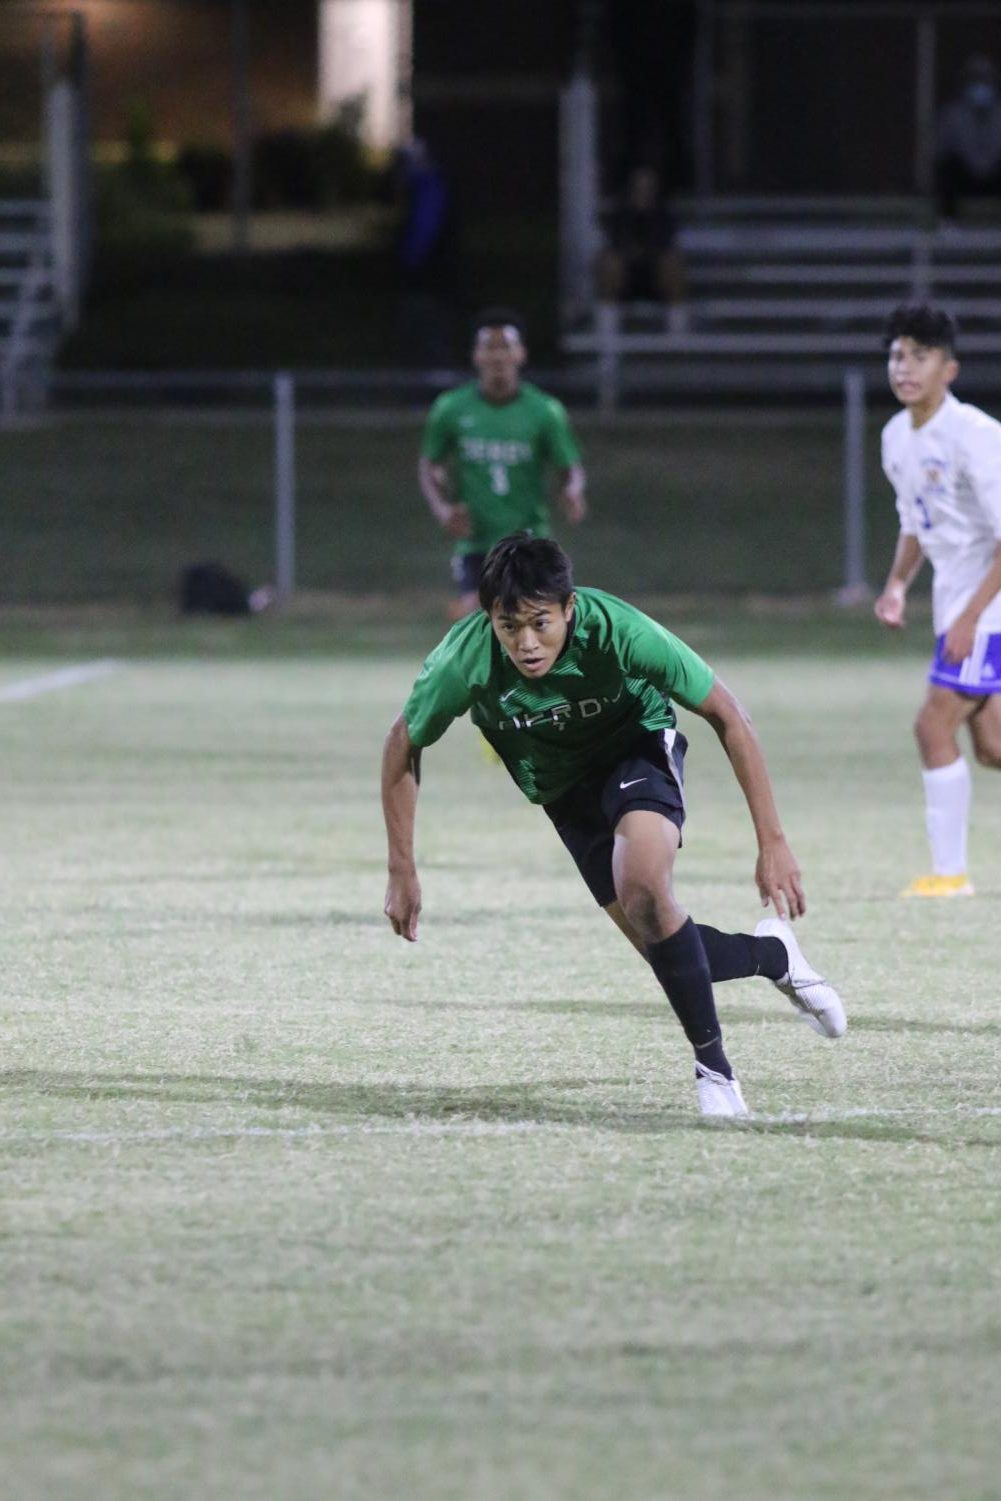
<box><xmin>557</xmin><ymin>464</ymin><xmax>588</xmax><ymax>524</ymax></box>
<box><xmin>381</xmin><ymin>714</ymin><xmax>424</xmax><ymax>941</ymax></box>
<box><xmin>691</xmin><ymin>678</ymin><xmax>806</xmax><ymax>920</ymax></box>
<box><xmin>418</xmin><ymin>456</ymin><xmax>471</xmax><ymax>539</ymax></box>
<box><xmin>874</xmin><ymin>531</ymin><xmax>924</xmax><ymax>629</ymax></box>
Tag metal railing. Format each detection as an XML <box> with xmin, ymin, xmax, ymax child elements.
<box><xmin>0</xmin><ymin>199</ymin><xmax>58</xmax><ymax>419</ymax></box>
<box><xmin>38</xmin><ymin>365</ymin><xmax>882</xmax><ymax>604</ymax></box>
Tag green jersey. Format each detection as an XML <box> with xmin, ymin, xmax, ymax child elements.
<box><xmin>403</xmin><ymin>587</ymin><xmax>715</xmax><ymax>804</ymax></box>
<box><xmin>420</xmin><ymin>381</ymin><xmax>582</xmax><ymax>556</ymax></box>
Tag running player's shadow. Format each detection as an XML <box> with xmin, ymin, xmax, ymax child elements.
<box><xmin>2</xmin><ymin>1069</ymin><xmax>996</xmax><ymax>1148</ymax></box>
<box><xmin>2</xmin><ymin>1068</ymin><xmax>640</xmax><ymax>1124</ymax></box>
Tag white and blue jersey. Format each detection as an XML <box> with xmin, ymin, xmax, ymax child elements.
<box><xmin>882</xmin><ymin>392</ymin><xmax>1001</xmax><ymax>692</ymax></box>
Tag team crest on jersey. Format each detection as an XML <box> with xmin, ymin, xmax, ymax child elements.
<box><xmin>922</xmin><ymin>458</ymin><xmax>948</xmax><ymax>493</ymax></box>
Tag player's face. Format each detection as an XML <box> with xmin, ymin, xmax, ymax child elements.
<box><xmin>887</xmin><ymin>336</ymin><xmax>958</xmax><ymax>412</ymax></box>
<box><xmin>473</xmin><ymin>327</ymin><xmax>526</xmax><ymax>396</ymax></box>
<box><xmin>489</xmin><ymin>594</ymin><xmax>576</xmax><ymax>678</ymax></box>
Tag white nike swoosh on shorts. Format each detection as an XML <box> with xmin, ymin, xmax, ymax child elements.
<box><xmin>619</xmin><ymin>777</ymin><xmax>646</xmax><ymax>789</ymax></box>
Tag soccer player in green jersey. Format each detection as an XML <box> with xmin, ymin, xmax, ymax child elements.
<box><xmin>419</xmin><ymin>308</ymin><xmax>587</xmax><ymax>620</ymax></box>
<box><xmin>382</xmin><ymin>534</ymin><xmax>847</xmax><ymax>1119</ymax></box>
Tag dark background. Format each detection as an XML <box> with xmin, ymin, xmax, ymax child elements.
<box><xmin>3</xmin><ymin>0</ymin><xmax>1001</xmax><ymax>368</ymax></box>
<box><xmin>4</xmin><ymin>0</ymin><xmax>999</xmax><ymax>192</ymax></box>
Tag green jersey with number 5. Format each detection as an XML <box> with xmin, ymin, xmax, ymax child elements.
<box><xmin>420</xmin><ymin>381</ymin><xmax>582</xmax><ymax>557</ymax></box>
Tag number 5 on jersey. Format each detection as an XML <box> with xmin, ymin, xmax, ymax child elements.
<box><xmin>489</xmin><ymin>462</ymin><xmax>510</xmax><ymax>496</ymax></box>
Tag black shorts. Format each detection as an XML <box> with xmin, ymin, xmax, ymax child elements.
<box><xmin>542</xmin><ymin>729</ymin><xmax>687</xmax><ymax>907</ymax></box>
<box><xmin>450</xmin><ymin>552</ymin><xmax>486</xmax><ymax>595</ymax></box>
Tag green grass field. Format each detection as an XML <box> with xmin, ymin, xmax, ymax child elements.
<box><xmin>2</xmin><ymin>618</ymin><xmax>999</xmax><ymax>1500</ymax></box>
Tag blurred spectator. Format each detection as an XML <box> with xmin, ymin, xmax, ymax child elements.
<box><xmin>396</xmin><ymin>138</ymin><xmax>458</xmax><ymax>363</ymax></box>
<box><xmin>936</xmin><ymin>55</ymin><xmax>1001</xmax><ymax>222</ymax></box>
<box><xmin>596</xmin><ymin>165</ymin><xmax>689</xmax><ymax>333</ymax></box>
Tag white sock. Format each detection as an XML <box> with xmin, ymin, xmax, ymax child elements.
<box><xmin>922</xmin><ymin>757</ymin><xmax>971</xmax><ymax>876</ymax></box>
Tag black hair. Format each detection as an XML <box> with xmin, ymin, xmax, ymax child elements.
<box><xmin>883</xmin><ymin>303</ymin><xmax>958</xmax><ymax>355</ymax></box>
<box><xmin>472</xmin><ymin>306</ymin><xmax>527</xmax><ymax>343</ymax></box>
<box><xmin>478</xmin><ymin>533</ymin><xmax>574</xmax><ymax>615</ymax></box>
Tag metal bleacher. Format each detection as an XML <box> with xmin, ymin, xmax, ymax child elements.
<box><xmin>563</xmin><ymin>198</ymin><xmax>1001</xmax><ymax>407</ymax></box>
<box><xmin>0</xmin><ymin>198</ymin><xmax>63</xmax><ymax>418</ymax></box>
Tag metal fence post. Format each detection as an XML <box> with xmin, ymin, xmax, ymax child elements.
<box><xmin>839</xmin><ymin>366</ymin><xmax>870</xmax><ymax>604</ymax></box>
<box><xmin>914</xmin><ymin>11</ymin><xmax>937</xmax><ymax>200</ymax></box>
<box><xmin>274</xmin><ymin>371</ymin><xmax>296</xmax><ymax>600</ymax></box>
<box><xmin>694</xmin><ymin>0</ymin><xmax>716</xmax><ymax>200</ymax></box>
<box><xmin>559</xmin><ymin>69</ymin><xmax>601</xmax><ymax>326</ymax></box>
<box><xmin>47</xmin><ymin>79</ymin><xmax>80</xmax><ymax>328</ymax></box>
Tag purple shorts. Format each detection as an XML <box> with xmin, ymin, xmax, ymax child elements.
<box><xmin>929</xmin><ymin>630</ymin><xmax>1001</xmax><ymax>694</ymax></box>
<box><xmin>449</xmin><ymin>552</ymin><xmax>486</xmax><ymax>596</ymax></box>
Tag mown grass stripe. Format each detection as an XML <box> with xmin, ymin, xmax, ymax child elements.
<box><xmin>1</xmin><ymin>1105</ymin><xmax>999</xmax><ymax>1147</ymax></box>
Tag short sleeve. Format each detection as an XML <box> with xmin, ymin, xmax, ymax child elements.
<box><xmin>540</xmin><ymin>397</ymin><xmax>582</xmax><ymax>468</ymax></box>
<box><xmin>882</xmin><ymin>424</ymin><xmax>917</xmax><ymax>536</ymax></box>
<box><xmin>610</xmin><ymin>601</ymin><xmax>715</xmax><ymax>710</ymax></box>
<box><xmin>420</xmin><ymin>394</ymin><xmax>456</xmax><ymax>463</ymax></box>
<box><xmin>403</xmin><ymin>647</ymin><xmax>474</xmax><ymax>748</ymax></box>
<box><xmin>960</xmin><ymin>415</ymin><xmax>1001</xmax><ymax>541</ymax></box>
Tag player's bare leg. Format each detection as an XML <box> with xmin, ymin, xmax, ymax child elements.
<box><xmin>604</xmin><ymin>900</ymin><xmax>648</xmax><ymax>958</ymax></box>
<box><xmin>967</xmin><ymin>693</ymin><xmax>1001</xmax><ymax>769</ymax></box>
<box><xmin>906</xmin><ymin>684</ymin><xmax>981</xmax><ymax>896</ymax></box>
<box><xmin>611</xmin><ymin>810</ymin><xmax>686</xmax><ymax>944</ymax></box>
<box><xmin>914</xmin><ymin>682</ymin><xmax>982</xmax><ymax>767</ymax></box>
<box><xmin>611</xmin><ymin>810</ymin><xmax>747</xmax><ymax>1116</ymax></box>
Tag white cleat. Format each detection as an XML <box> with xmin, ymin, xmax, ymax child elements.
<box><xmin>695</xmin><ymin>1063</ymin><xmax>750</xmax><ymax>1118</ymax></box>
<box><xmin>755</xmin><ymin>918</ymin><xmax>847</xmax><ymax>1039</ymax></box>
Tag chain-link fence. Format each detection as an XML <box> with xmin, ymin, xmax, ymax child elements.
<box><xmin>0</xmin><ymin>373</ymin><xmax>911</xmax><ymax>607</ymax></box>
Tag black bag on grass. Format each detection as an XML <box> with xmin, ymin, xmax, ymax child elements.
<box><xmin>178</xmin><ymin>562</ymin><xmax>251</xmax><ymax>616</ymax></box>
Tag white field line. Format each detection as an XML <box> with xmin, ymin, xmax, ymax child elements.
<box><xmin>0</xmin><ymin>659</ymin><xmax>120</xmax><ymax>703</ymax></box>
<box><xmin>0</xmin><ymin>1105</ymin><xmax>1000</xmax><ymax>1148</ymax></box>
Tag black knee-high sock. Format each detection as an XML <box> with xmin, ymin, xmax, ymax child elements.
<box><xmin>646</xmin><ymin>918</ymin><xmax>732</xmax><ymax>1078</ymax></box>
<box><xmin>696</xmin><ymin>925</ymin><xmax>787</xmax><ymax>983</ymax></box>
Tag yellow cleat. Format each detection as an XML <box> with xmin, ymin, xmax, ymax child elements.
<box><xmin>900</xmin><ymin>874</ymin><xmax>975</xmax><ymax>898</ymax></box>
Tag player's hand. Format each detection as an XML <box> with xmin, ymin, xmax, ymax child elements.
<box><xmin>755</xmin><ymin>836</ymin><xmax>806</xmax><ymax>920</ymax></box>
<box><xmin>561</xmin><ymin>491</ymin><xmax>588</xmax><ymax>524</ymax></box>
<box><xmin>874</xmin><ymin>586</ymin><xmax>906</xmax><ymax>629</ymax></box>
<box><xmin>441</xmin><ymin>504</ymin><xmax>472</xmax><ymax>540</ymax></box>
<box><xmin>384</xmin><ymin>869</ymin><xmax>422</xmax><ymax>941</ymax></box>
<box><xmin>943</xmin><ymin>613</ymin><xmax>976</xmax><ymax>664</ymax></box>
